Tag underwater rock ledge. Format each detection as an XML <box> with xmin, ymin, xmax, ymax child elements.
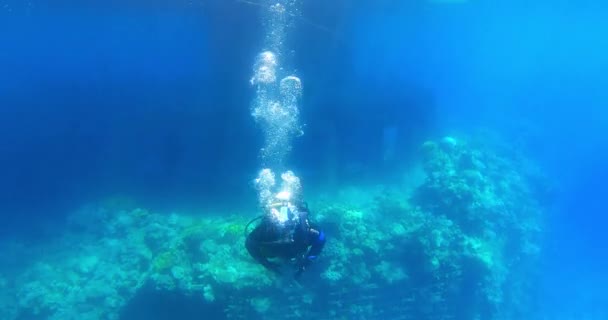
<box><xmin>4</xmin><ymin>135</ymin><xmax>546</xmax><ymax>320</ymax></box>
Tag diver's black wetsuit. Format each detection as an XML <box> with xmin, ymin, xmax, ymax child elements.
<box><xmin>246</xmin><ymin>209</ymin><xmax>325</xmax><ymax>277</ymax></box>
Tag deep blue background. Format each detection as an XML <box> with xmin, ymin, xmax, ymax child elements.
<box><xmin>0</xmin><ymin>1</ymin><xmax>263</xmax><ymax>222</ymax></box>
<box><xmin>0</xmin><ymin>0</ymin><xmax>606</xmax><ymax>317</ymax></box>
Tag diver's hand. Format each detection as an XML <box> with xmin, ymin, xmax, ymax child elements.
<box><xmin>294</xmin><ymin>255</ymin><xmax>313</xmax><ymax>279</ymax></box>
<box><xmin>293</xmin><ymin>264</ymin><xmax>305</xmax><ymax>279</ymax></box>
<box><xmin>297</xmin><ymin>255</ymin><xmax>315</xmax><ymax>268</ymax></box>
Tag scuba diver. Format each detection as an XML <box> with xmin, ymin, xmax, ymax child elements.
<box><xmin>245</xmin><ymin>191</ymin><xmax>325</xmax><ymax>279</ymax></box>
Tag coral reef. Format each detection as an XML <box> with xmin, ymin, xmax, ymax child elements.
<box><xmin>0</xmin><ymin>135</ymin><xmax>545</xmax><ymax>320</ymax></box>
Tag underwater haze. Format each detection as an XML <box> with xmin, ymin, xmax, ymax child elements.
<box><xmin>0</xmin><ymin>0</ymin><xmax>606</xmax><ymax>319</ymax></box>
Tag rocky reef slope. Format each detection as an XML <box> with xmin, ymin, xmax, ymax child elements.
<box><xmin>1</xmin><ymin>136</ymin><xmax>547</xmax><ymax>320</ymax></box>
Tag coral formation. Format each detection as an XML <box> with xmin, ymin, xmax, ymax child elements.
<box><xmin>0</xmin><ymin>135</ymin><xmax>545</xmax><ymax>320</ymax></box>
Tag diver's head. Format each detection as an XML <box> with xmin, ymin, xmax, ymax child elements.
<box><xmin>275</xmin><ymin>190</ymin><xmax>291</xmax><ymax>202</ymax></box>
<box><xmin>266</xmin><ymin>191</ymin><xmax>300</xmax><ymax>226</ymax></box>
<box><xmin>255</xmin><ymin>169</ymin><xmax>303</xmax><ymax>209</ymax></box>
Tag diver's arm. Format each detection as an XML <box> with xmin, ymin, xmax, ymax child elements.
<box><xmin>305</xmin><ymin>228</ymin><xmax>326</xmax><ymax>260</ymax></box>
<box><xmin>296</xmin><ymin>212</ymin><xmax>325</xmax><ymax>259</ymax></box>
<box><xmin>295</xmin><ymin>228</ymin><xmax>326</xmax><ymax>278</ymax></box>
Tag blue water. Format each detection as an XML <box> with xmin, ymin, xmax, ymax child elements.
<box><xmin>1</xmin><ymin>0</ymin><xmax>606</xmax><ymax>319</ymax></box>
